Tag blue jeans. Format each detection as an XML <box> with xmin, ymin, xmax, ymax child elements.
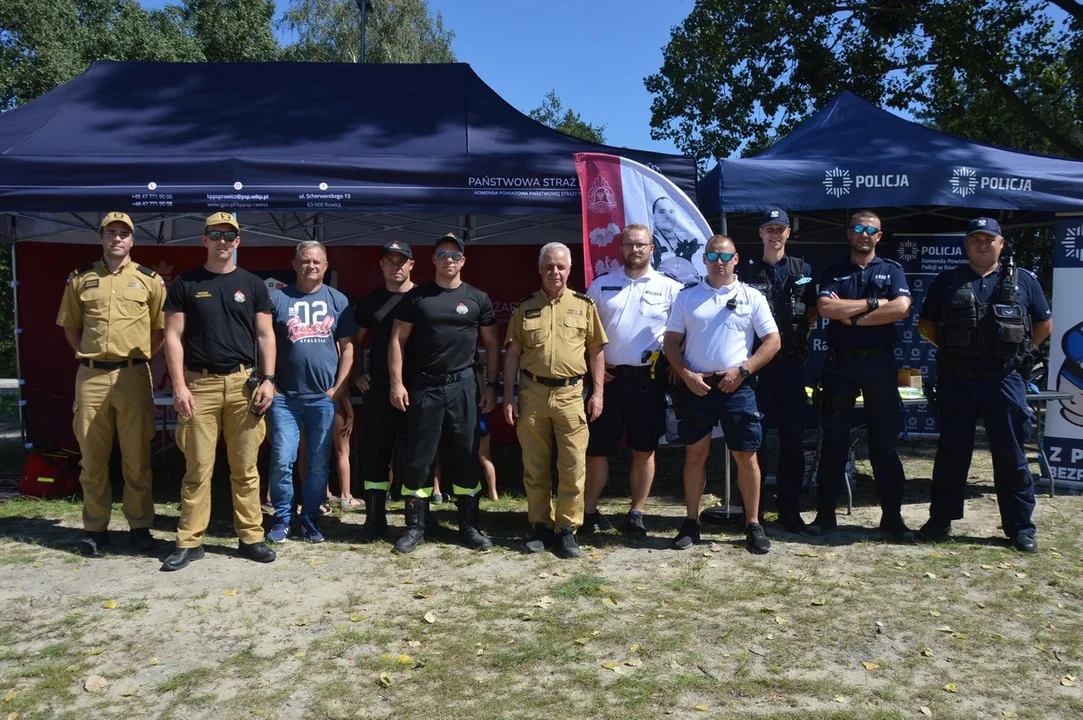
<box><xmin>268</xmin><ymin>394</ymin><xmax>337</xmax><ymax>525</ymax></box>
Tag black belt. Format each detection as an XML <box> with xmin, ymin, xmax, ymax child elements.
<box><xmin>186</xmin><ymin>362</ymin><xmax>254</xmax><ymax>375</ymax></box>
<box><xmin>523</xmin><ymin>369</ymin><xmax>582</xmax><ymax>387</ymax></box>
<box><xmin>81</xmin><ymin>357</ymin><xmax>147</xmax><ymax>370</ymax></box>
<box><xmin>609</xmin><ymin>364</ymin><xmax>652</xmax><ymax>377</ymax></box>
<box><xmin>830</xmin><ymin>346</ymin><xmax>891</xmax><ymax>360</ymax></box>
<box><xmin>413</xmin><ymin>367</ymin><xmax>474</xmax><ymax>386</ymax></box>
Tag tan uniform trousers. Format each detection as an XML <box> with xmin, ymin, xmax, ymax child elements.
<box><xmin>516</xmin><ymin>375</ymin><xmax>589</xmax><ymax>530</ymax></box>
<box><xmin>175</xmin><ymin>368</ymin><xmax>266</xmax><ymax>547</ymax></box>
<box><xmin>72</xmin><ymin>363</ymin><xmax>155</xmax><ymax>532</ymax></box>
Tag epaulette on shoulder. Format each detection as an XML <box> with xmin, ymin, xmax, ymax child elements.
<box><xmin>882</xmin><ymin>257</ymin><xmax>903</xmax><ymax>268</ymax></box>
<box><xmin>135</xmin><ymin>264</ymin><xmax>158</xmax><ymax>278</ymax></box>
<box><xmin>660</xmin><ymin>271</ymin><xmax>682</xmax><ymax>283</ymax></box>
<box><xmin>74</xmin><ymin>263</ymin><xmax>94</xmax><ymax>276</ymax></box>
<box><xmin>573</xmin><ymin>291</ymin><xmax>594</xmax><ymax>305</ymax></box>
<box><xmin>515</xmin><ymin>293</ymin><xmax>534</xmax><ymax>307</ymax></box>
<box><xmin>678</xmin><ymin>281</ymin><xmax>698</xmax><ymax>291</ymax></box>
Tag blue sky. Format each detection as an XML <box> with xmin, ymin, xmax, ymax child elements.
<box><xmin>138</xmin><ymin>0</ymin><xmax>693</xmax><ymax>155</ymax></box>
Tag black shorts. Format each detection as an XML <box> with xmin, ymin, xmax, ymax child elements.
<box><xmin>677</xmin><ymin>381</ymin><xmax>762</xmax><ymax>451</ymax></box>
<box><xmin>586</xmin><ymin>367</ymin><xmax>666</xmax><ymax>456</ymax></box>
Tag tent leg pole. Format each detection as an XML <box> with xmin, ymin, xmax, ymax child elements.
<box><xmin>9</xmin><ymin>224</ymin><xmax>26</xmax><ymax>448</ymax></box>
<box><xmin>721</xmin><ymin>211</ymin><xmax>728</xmax><ymax>236</ymax></box>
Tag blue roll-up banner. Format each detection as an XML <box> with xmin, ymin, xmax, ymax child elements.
<box><xmin>1044</xmin><ymin>218</ymin><xmax>1083</xmax><ymax>487</ymax></box>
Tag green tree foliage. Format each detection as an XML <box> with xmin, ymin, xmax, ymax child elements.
<box><xmin>646</xmin><ymin>0</ymin><xmax>1083</xmax><ymax>163</ymax></box>
<box><xmin>181</xmin><ymin>0</ymin><xmax>279</xmax><ymax>62</ymax></box>
<box><xmin>529</xmin><ymin>90</ymin><xmax>606</xmax><ymax>144</ymax></box>
<box><xmin>280</xmin><ymin>0</ymin><xmax>455</xmax><ymax>63</ymax></box>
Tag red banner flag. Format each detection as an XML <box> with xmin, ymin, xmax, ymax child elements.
<box><xmin>573</xmin><ymin>152</ymin><xmax>713</xmax><ymax>286</ymax></box>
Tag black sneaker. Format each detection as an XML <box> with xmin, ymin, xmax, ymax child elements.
<box><xmin>672</xmin><ymin>518</ymin><xmax>700</xmax><ymax>550</ymax></box>
<box><xmin>579</xmin><ymin>510</ymin><xmax>603</xmax><ymax>537</ymax></box>
<box><xmin>623</xmin><ymin>511</ymin><xmax>647</xmax><ymax>541</ymax></box>
<box><xmin>76</xmin><ymin>531</ymin><xmax>109</xmax><ymax>556</ymax></box>
<box><xmin>917</xmin><ymin>519</ymin><xmax>952</xmax><ymax>543</ymax></box>
<box><xmin>524</xmin><ymin>525</ymin><xmax>555</xmax><ymax>554</ymax></box>
<box><xmin>554</xmin><ymin>526</ymin><xmax>581</xmax><ymax>559</ymax></box>
<box><xmin>806</xmin><ymin>513</ymin><xmax>838</xmax><ymax>537</ymax></box>
<box><xmin>777</xmin><ymin>511</ymin><xmax>807</xmax><ymax>534</ymax></box>
<box><xmin>1012</xmin><ymin>533</ymin><xmax>1038</xmax><ymax>554</ymax></box>
<box><xmin>129</xmin><ymin>528</ymin><xmax>156</xmax><ymax>553</ymax></box>
<box><xmin>745</xmin><ymin>522</ymin><xmax>771</xmax><ymax>554</ymax></box>
<box><xmin>879</xmin><ymin>513</ymin><xmax>916</xmax><ymax>543</ymax></box>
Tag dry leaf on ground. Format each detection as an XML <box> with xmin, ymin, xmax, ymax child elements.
<box><xmin>102</xmin><ymin>600</ymin><xmax>117</xmax><ymax>610</ymax></box>
<box><xmin>944</xmin><ymin>683</ymin><xmax>959</xmax><ymax>693</ymax></box>
<box><xmin>221</xmin><ymin>589</ymin><xmax>238</xmax><ymax>597</ymax></box>
<box><xmin>861</xmin><ymin>661</ymin><xmax>880</xmax><ymax>671</ymax></box>
<box><xmin>423</xmin><ymin>611</ymin><xmax>436</xmax><ymax>624</ymax></box>
<box><xmin>84</xmin><ymin>675</ymin><xmax>108</xmax><ymax>693</ymax></box>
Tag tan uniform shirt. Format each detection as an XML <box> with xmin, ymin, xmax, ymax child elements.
<box><xmin>505</xmin><ymin>289</ymin><xmax>608</xmax><ymax>379</ymax></box>
<box><xmin>56</xmin><ymin>259</ymin><xmax>166</xmax><ymax>361</ymax></box>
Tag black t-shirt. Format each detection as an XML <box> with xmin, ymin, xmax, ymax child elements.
<box><xmin>396</xmin><ymin>281</ymin><xmax>495</xmax><ymax>377</ymax></box>
<box><xmin>353</xmin><ymin>286</ymin><xmax>409</xmax><ymax>383</ymax></box>
<box><xmin>164</xmin><ymin>266</ymin><xmax>272</xmax><ymax>368</ymax></box>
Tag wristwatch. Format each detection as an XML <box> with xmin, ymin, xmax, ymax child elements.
<box><xmin>866</xmin><ymin>297</ymin><xmax>880</xmax><ymax>313</ymax></box>
<box><xmin>738</xmin><ymin>365</ymin><xmax>750</xmax><ymax>379</ymax></box>
<box><xmin>261</xmin><ymin>374</ymin><xmax>277</xmax><ymax>384</ymax></box>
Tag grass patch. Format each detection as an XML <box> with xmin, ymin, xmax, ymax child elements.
<box><xmin>551</xmin><ymin>573</ymin><xmax>610</xmax><ymax>599</ymax></box>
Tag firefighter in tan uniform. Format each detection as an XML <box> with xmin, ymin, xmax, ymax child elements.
<box><xmin>56</xmin><ymin>211</ymin><xmax>165</xmax><ymax>556</ymax></box>
<box><xmin>503</xmin><ymin>242</ymin><xmax>607</xmax><ymax>558</ymax></box>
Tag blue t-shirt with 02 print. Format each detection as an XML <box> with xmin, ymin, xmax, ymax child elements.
<box><xmin>270</xmin><ymin>285</ymin><xmax>357</xmax><ymax>398</ymax></box>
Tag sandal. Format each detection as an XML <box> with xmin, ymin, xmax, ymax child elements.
<box><xmin>339</xmin><ymin>496</ymin><xmax>362</xmax><ymax>511</ymax></box>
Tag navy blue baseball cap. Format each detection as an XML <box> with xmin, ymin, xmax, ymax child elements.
<box><xmin>381</xmin><ymin>240</ymin><xmax>412</xmax><ymax>259</ymax></box>
<box><xmin>760</xmin><ymin>208</ymin><xmax>790</xmax><ymax>228</ymax></box>
<box><xmin>435</xmin><ymin>233</ymin><xmax>465</xmax><ymax>251</ymax></box>
<box><xmin>966</xmin><ymin>217</ymin><xmax>1002</xmax><ymax>237</ymax></box>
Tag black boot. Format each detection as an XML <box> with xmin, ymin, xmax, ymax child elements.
<box><xmin>393</xmin><ymin>497</ymin><xmax>426</xmax><ymax>554</ymax></box>
<box><xmin>457</xmin><ymin>495</ymin><xmax>493</xmax><ymax>551</ymax></box>
<box><xmin>358</xmin><ymin>490</ymin><xmax>388</xmax><ymax>543</ymax></box>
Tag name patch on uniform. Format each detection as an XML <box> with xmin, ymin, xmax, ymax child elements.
<box><xmin>195</xmin><ymin>291</ymin><xmax>212</xmax><ymax>298</ymax></box>
<box><xmin>84</xmin><ymin>279</ymin><xmax>99</xmax><ymax>289</ymax></box>
<box><xmin>567</xmin><ymin>308</ymin><xmax>584</xmax><ymax>316</ymax></box>
<box><xmin>127</xmin><ymin>281</ymin><xmax>143</xmax><ymax>289</ymax></box>
<box><xmin>600</xmin><ymin>286</ymin><xmax>622</xmax><ymax>291</ymax></box>
<box><xmin>524</xmin><ymin>309</ymin><xmax>542</xmax><ymax>319</ymax></box>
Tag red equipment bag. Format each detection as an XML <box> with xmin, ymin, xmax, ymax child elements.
<box><xmin>20</xmin><ymin>446</ymin><xmax>82</xmax><ymax>499</ymax></box>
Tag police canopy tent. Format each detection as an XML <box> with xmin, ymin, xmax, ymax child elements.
<box><xmin>698</xmin><ymin>91</ymin><xmax>1083</xmax><ymax>215</ymax></box>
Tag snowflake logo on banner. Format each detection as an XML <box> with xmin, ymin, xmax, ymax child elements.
<box><xmin>594</xmin><ymin>256</ymin><xmax>622</xmax><ymax>278</ymax></box>
<box><xmin>586</xmin><ymin>175</ymin><xmax>618</xmax><ymax>213</ymax></box>
<box><xmin>950</xmin><ymin>167</ymin><xmax>978</xmax><ymax>197</ymax></box>
<box><xmin>1063</xmin><ymin>225</ymin><xmax>1083</xmax><ymax>260</ymax></box>
<box><xmin>823</xmin><ymin>167</ymin><xmax>852</xmax><ymax>198</ymax></box>
<box><xmin>897</xmin><ymin>239</ymin><xmax>919</xmax><ymax>261</ymax></box>
<box><xmin>588</xmin><ymin>222</ymin><xmax>621</xmax><ymax>248</ymax></box>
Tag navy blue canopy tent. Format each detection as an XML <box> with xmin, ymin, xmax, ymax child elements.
<box><xmin>0</xmin><ymin>60</ymin><xmax>695</xmax><ymax>245</ymax></box>
<box><xmin>699</xmin><ymin>91</ymin><xmax>1083</xmax><ymax>219</ymax></box>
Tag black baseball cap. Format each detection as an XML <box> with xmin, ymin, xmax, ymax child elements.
<box><xmin>760</xmin><ymin>208</ymin><xmax>790</xmax><ymax>228</ymax></box>
<box><xmin>435</xmin><ymin>233</ymin><xmax>465</xmax><ymax>251</ymax></box>
<box><xmin>381</xmin><ymin>240</ymin><xmax>413</xmax><ymax>259</ymax></box>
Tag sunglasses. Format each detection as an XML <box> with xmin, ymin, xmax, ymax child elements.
<box><xmin>851</xmin><ymin>224</ymin><xmax>880</xmax><ymax>236</ymax></box>
<box><xmin>206</xmin><ymin>229</ymin><xmax>239</xmax><ymax>242</ymax></box>
<box><xmin>705</xmin><ymin>251</ymin><xmax>736</xmax><ymax>263</ymax></box>
<box><xmin>435</xmin><ymin>250</ymin><xmax>463</xmax><ymax>261</ymax></box>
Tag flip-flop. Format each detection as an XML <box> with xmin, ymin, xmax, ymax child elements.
<box><xmin>339</xmin><ymin>497</ymin><xmax>362</xmax><ymax>511</ymax></box>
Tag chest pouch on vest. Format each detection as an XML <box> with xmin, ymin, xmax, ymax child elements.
<box><xmin>991</xmin><ymin>303</ymin><xmax>1026</xmax><ymax>359</ymax></box>
<box><xmin>942</xmin><ymin>294</ymin><xmax>978</xmax><ymax>352</ymax></box>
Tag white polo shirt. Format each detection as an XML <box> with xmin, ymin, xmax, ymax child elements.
<box><xmin>587</xmin><ymin>266</ymin><xmax>683</xmax><ymax>366</ymax></box>
<box><xmin>665</xmin><ymin>279</ymin><xmax>778</xmax><ymax>373</ymax></box>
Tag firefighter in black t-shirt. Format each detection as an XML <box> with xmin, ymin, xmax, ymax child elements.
<box><xmin>388</xmin><ymin>234</ymin><xmax>502</xmax><ymax>554</ymax></box>
<box><xmin>352</xmin><ymin>240</ymin><xmax>416</xmax><ymax>541</ymax></box>
<box><xmin>160</xmin><ymin>212</ymin><xmax>278</xmax><ymax>572</ymax></box>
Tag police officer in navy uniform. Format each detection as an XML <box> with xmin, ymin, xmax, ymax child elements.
<box><xmin>917</xmin><ymin>217</ymin><xmax>1053</xmax><ymax>552</ymax></box>
<box><xmin>739</xmin><ymin>209</ymin><xmax>817</xmax><ymax>533</ymax></box>
<box><xmin>813</xmin><ymin>210</ymin><xmax>914</xmax><ymax>540</ymax></box>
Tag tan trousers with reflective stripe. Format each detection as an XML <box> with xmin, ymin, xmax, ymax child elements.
<box><xmin>516</xmin><ymin>376</ymin><xmax>588</xmax><ymax>530</ymax></box>
<box><xmin>175</xmin><ymin>368</ymin><xmax>266</xmax><ymax>547</ymax></box>
<box><xmin>72</xmin><ymin>363</ymin><xmax>155</xmax><ymax>532</ymax></box>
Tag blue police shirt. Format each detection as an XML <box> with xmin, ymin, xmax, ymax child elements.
<box><xmin>271</xmin><ymin>284</ymin><xmax>357</xmax><ymax>398</ymax></box>
<box><xmin>919</xmin><ymin>263</ymin><xmax>1050</xmax><ymax>375</ymax></box>
<box><xmin>817</xmin><ymin>255</ymin><xmax>910</xmax><ymax>349</ymax></box>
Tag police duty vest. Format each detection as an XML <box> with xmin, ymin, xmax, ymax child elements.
<box><xmin>937</xmin><ymin>263</ymin><xmax>1029</xmax><ymax>370</ymax></box>
<box><xmin>745</xmin><ymin>256</ymin><xmax>811</xmax><ymax>356</ymax></box>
